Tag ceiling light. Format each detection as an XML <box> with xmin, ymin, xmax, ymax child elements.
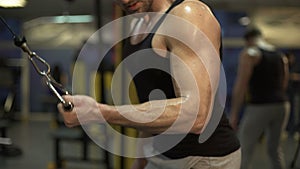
<box><xmin>24</xmin><ymin>15</ymin><xmax>94</xmax><ymax>29</ymax></box>
<box><xmin>239</xmin><ymin>16</ymin><xmax>251</xmax><ymax>26</ymax></box>
<box><xmin>0</xmin><ymin>0</ymin><xmax>27</xmax><ymax>8</ymax></box>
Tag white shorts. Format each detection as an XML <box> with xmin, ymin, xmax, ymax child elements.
<box><xmin>144</xmin><ymin>148</ymin><xmax>241</xmax><ymax>169</ymax></box>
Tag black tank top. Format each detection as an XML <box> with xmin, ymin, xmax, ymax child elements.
<box><xmin>122</xmin><ymin>0</ymin><xmax>240</xmax><ymax>158</ymax></box>
<box><xmin>249</xmin><ymin>48</ymin><xmax>288</xmax><ymax>104</ymax></box>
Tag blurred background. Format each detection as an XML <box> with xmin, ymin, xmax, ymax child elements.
<box><xmin>0</xmin><ymin>0</ymin><xmax>300</xmax><ymax>169</ymax></box>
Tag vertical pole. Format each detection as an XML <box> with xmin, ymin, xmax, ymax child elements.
<box><xmin>21</xmin><ymin>53</ymin><xmax>30</xmax><ymax>120</ymax></box>
<box><xmin>95</xmin><ymin>0</ymin><xmax>106</xmax><ymax>104</ymax></box>
<box><xmin>120</xmin><ymin>11</ymin><xmax>126</xmax><ymax>169</ymax></box>
<box><xmin>113</xmin><ymin>4</ymin><xmax>126</xmax><ymax>169</ymax></box>
<box><xmin>94</xmin><ymin>2</ymin><xmax>111</xmax><ymax>169</ymax></box>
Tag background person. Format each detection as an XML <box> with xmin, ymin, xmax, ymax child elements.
<box><xmin>229</xmin><ymin>28</ymin><xmax>290</xmax><ymax>169</ymax></box>
<box><xmin>286</xmin><ymin>52</ymin><xmax>300</xmax><ymax>137</ymax></box>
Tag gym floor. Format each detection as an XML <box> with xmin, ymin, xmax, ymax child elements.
<box><xmin>0</xmin><ymin>115</ymin><xmax>300</xmax><ymax>169</ymax></box>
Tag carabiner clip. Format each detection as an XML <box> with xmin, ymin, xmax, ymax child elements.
<box><xmin>45</xmin><ymin>79</ymin><xmax>74</xmax><ymax>111</ymax></box>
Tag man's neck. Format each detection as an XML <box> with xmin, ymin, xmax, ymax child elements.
<box><xmin>144</xmin><ymin>0</ymin><xmax>176</xmax><ymax>24</ymax></box>
<box><xmin>151</xmin><ymin>0</ymin><xmax>176</xmax><ymax>13</ymax></box>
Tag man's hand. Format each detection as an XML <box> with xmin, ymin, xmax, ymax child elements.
<box><xmin>130</xmin><ymin>158</ymin><xmax>147</xmax><ymax>169</ymax></box>
<box><xmin>57</xmin><ymin>95</ymin><xmax>105</xmax><ymax>127</ymax></box>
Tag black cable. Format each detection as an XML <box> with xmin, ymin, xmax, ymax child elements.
<box><xmin>0</xmin><ymin>15</ymin><xmax>26</xmax><ymax>47</ymax></box>
<box><xmin>0</xmin><ymin>16</ymin><xmax>18</xmax><ymax>37</ymax></box>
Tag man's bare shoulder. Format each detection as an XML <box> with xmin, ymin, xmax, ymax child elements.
<box><xmin>169</xmin><ymin>0</ymin><xmax>220</xmax><ymax>29</ymax></box>
<box><xmin>239</xmin><ymin>47</ymin><xmax>262</xmax><ymax>66</ymax></box>
<box><xmin>163</xmin><ymin>0</ymin><xmax>221</xmax><ymax>49</ymax></box>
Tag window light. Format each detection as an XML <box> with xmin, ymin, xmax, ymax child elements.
<box><xmin>0</xmin><ymin>0</ymin><xmax>27</xmax><ymax>8</ymax></box>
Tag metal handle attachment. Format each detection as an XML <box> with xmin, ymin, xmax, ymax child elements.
<box><xmin>0</xmin><ymin>16</ymin><xmax>74</xmax><ymax>111</ymax></box>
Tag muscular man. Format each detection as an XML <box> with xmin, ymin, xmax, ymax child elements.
<box><xmin>230</xmin><ymin>28</ymin><xmax>290</xmax><ymax>169</ymax></box>
<box><xmin>58</xmin><ymin>1</ymin><xmax>241</xmax><ymax>168</ymax></box>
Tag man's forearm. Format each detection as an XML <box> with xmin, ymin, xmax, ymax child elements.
<box><xmin>100</xmin><ymin>97</ymin><xmax>201</xmax><ymax>134</ymax></box>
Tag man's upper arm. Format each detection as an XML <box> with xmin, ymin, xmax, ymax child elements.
<box><xmin>235</xmin><ymin>51</ymin><xmax>257</xmax><ymax>88</ymax></box>
<box><xmin>156</xmin><ymin>1</ymin><xmax>223</xmax><ymax>134</ymax></box>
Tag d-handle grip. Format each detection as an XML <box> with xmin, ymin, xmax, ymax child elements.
<box><xmin>46</xmin><ymin>81</ymin><xmax>73</xmax><ymax>112</ymax></box>
<box><xmin>62</xmin><ymin>101</ymin><xmax>74</xmax><ymax>112</ymax></box>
